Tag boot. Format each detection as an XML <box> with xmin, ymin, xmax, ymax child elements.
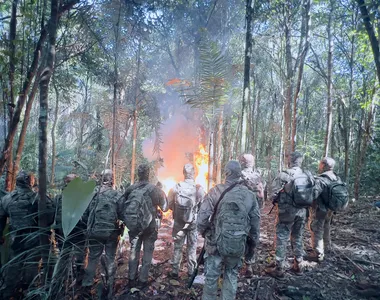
<box><xmin>245</xmin><ymin>264</ymin><xmax>254</xmax><ymax>278</ymax></box>
<box><xmin>169</xmin><ymin>270</ymin><xmax>179</xmax><ymax>279</ymax></box>
<box><xmin>266</xmin><ymin>263</ymin><xmax>285</xmax><ymax>279</ymax></box>
<box><xmin>292</xmin><ymin>259</ymin><xmax>304</xmax><ymax>275</ymax></box>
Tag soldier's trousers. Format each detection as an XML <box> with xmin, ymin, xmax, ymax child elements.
<box><xmin>275</xmin><ymin>204</ymin><xmax>307</xmax><ymax>266</ymax></box>
<box><xmin>202</xmin><ymin>254</ymin><xmax>242</xmax><ymax>300</ymax></box>
<box><xmin>82</xmin><ymin>235</ymin><xmax>119</xmax><ymax>287</ymax></box>
<box><xmin>128</xmin><ymin>228</ymin><xmax>157</xmax><ymax>283</ymax></box>
<box><xmin>172</xmin><ymin>226</ymin><xmax>197</xmax><ymax>275</ymax></box>
<box><xmin>309</xmin><ymin>206</ymin><xmax>333</xmax><ymax>256</ymax></box>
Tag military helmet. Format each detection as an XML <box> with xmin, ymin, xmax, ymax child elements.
<box><xmin>101</xmin><ymin>169</ymin><xmax>113</xmax><ymax>183</ymax></box>
<box><xmin>16</xmin><ymin>171</ymin><xmax>35</xmax><ymax>188</ymax></box>
<box><xmin>183</xmin><ymin>163</ymin><xmax>195</xmax><ymax>179</ymax></box>
<box><xmin>224</xmin><ymin>160</ymin><xmax>242</xmax><ymax>182</ymax></box>
<box><xmin>320</xmin><ymin>157</ymin><xmax>336</xmax><ymax>172</ymax></box>
<box><xmin>239</xmin><ymin>154</ymin><xmax>255</xmax><ymax>169</ymax></box>
<box><xmin>138</xmin><ymin>164</ymin><xmax>150</xmax><ymax>181</ymax></box>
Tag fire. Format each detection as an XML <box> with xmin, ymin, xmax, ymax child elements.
<box><xmin>195</xmin><ymin>144</ymin><xmax>209</xmax><ymax>191</ymax></box>
<box><xmin>157</xmin><ymin>144</ymin><xmax>210</xmax><ymax>220</ymax></box>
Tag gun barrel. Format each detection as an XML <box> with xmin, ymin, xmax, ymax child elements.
<box><xmin>188</xmin><ymin>246</ymin><xmax>206</xmax><ymax>288</ymax></box>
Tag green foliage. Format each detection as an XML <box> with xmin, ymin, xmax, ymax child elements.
<box><xmin>61</xmin><ymin>178</ymin><xmax>96</xmax><ymax>238</ymax></box>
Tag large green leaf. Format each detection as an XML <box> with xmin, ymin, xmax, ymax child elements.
<box><xmin>62</xmin><ymin>178</ymin><xmax>96</xmax><ymax>238</ymax></box>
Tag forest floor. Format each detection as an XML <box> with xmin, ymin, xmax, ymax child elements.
<box><xmin>110</xmin><ymin>197</ymin><xmax>380</xmax><ymax>300</ymax></box>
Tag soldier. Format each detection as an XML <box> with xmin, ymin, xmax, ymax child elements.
<box><xmin>309</xmin><ymin>157</ymin><xmax>347</xmax><ymax>262</ymax></box>
<box><xmin>0</xmin><ymin>171</ymin><xmax>55</xmax><ymax>299</ymax></box>
<box><xmin>197</xmin><ymin>161</ymin><xmax>260</xmax><ymax>300</ymax></box>
<box><xmin>83</xmin><ymin>169</ymin><xmax>124</xmax><ymax>296</ymax></box>
<box><xmin>124</xmin><ymin>164</ymin><xmax>168</xmax><ymax>288</ymax></box>
<box><xmin>168</xmin><ymin>163</ymin><xmax>205</xmax><ymax>279</ymax></box>
<box><xmin>54</xmin><ymin>174</ymin><xmax>86</xmax><ymax>285</ymax></box>
<box><xmin>266</xmin><ymin>152</ymin><xmax>311</xmax><ymax>278</ymax></box>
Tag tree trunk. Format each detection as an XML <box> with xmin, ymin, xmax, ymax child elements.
<box><xmin>111</xmin><ymin>1</ymin><xmax>122</xmax><ymax>188</ymax></box>
<box><xmin>356</xmin><ymin>0</ymin><xmax>380</xmax><ymax>83</ymax></box>
<box><xmin>208</xmin><ymin>123</ymin><xmax>215</xmax><ymax>191</ymax></box>
<box><xmin>50</xmin><ymin>82</ymin><xmax>59</xmax><ymax>186</ymax></box>
<box><xmin>12</xmin><ymin>69</ymin><xmax>41</xmax><ymax>188</ymax></box>
<box><xmin>353</xmin><ymin>87</ymin><xmax>376</xmax><ymax>200</ymax></box>
<box><xmin>324</xmin><ymin>0</ymin><xmax>334</xmax><ymax>157</ymax></box>
<box><xmin>215</xmin><ymin>111</ymin><xmax>223</xmax><ymax>184</ymax></box>
<box><xmin>39</xmin><ymin>0</ymin><xmax>59</xmax><ymax>270</ymax></box>
<box><xmin>241</xmin><ymin>0</ymin><xmax>254</xmax><ymax>153</ymax></box>
<box><xmin>283</xmin><ymin>1</ymin><xmax>293</xmax><ymax>167</ymax></box>
<box><xmin>291</xmin><ymin>0</ymin><xmax>311</xmax><ymax>152</ymax></box>
<box><xmin>130</xmin><ymin>110</ymin><xmax>137</xmax><ymax>185</ymax></box>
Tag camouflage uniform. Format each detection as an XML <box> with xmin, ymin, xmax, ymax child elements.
<box><xmin>239</xmin><ymin>154</ymin><xmax>264</xmax><ymax>277</ymax></box>
<box><xmin>125</xmin><ymin>164</ymin><xmax>168</xmax><ymax>286</ymax></box>
<box><xmin>309</xmin><ymin>157</ymin><xmax>337</xmax><ymax>261</ymax></box>
<box><xmin>268</xmin><ymin>152</ymin><xmax>307</xmax><ymax>276</ymax></box>
<box><xmin>0</xmin><ymin>172</ymin><xmax>55</xmax><ymax>299</ymax></box>
<box><xmin>168</xmin><ymin>164</ymin><xmax>205</xmax><ymax>277</ymax></box>
<box><xmin>54</xmin><ymin>174</ymin><xmax>87</xmax><ymax>285</ymax></box>
<box><xmin>197</xmin><ymin>161</ymin><xmax>260</xmax><ymax>300</ymax></box>
<box><xmin>83</xmin><ymin>170</ymin><xmax>124</xmax><ymax>290</ymax></box>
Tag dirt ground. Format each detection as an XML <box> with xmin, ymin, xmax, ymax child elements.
<box><xmin>111</xmin><ymin>197</ymin><xmax>380</xmax><ymax>300</ymax></box>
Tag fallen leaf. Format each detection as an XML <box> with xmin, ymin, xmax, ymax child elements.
<box><xmin>130</xmin><ymin>288</ymin><xmax>140</xmax><ymax>294</ymax></box>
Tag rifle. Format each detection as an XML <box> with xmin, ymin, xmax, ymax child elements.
<box><xmin>187</xmin><ymin>245</ymin><xmax>205</xmax><ymax>288</ymax></box>
<box><xmin>267</xmin><ymin>183</ymin><xmax>286</xmax><ymax>215</ymax></box>
<box><xmin>187</xmin><ymin>181</ymin><xmax>241</xmax><ymax>288</ymax></box>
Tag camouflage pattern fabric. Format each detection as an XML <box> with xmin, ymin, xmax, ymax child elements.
<box><xmin>202</xmin><ymin>254</ymin><xmax>242</xmax><ymax>300</ymax></box>
<box><xmin>125</xmin><ymin>180</ymin><xmax>167</xmax><ymax>283</ymax></box>
<box><xmin>168</xmin><ymin>173</ymin><xmax>205</xmax><ymax>276</ymax></box>
<box><xmin>309</xmin><ymin>170</ymin><xmax>337</xmax><ymax>256</ymax></box>
<box><xmin>83</xmin><ymin>185</ymin><xmax>123</xmax><ymax>288</ymax></box>
<box><xmin>171</xmin><ymin>222</ymin><xmax>198</xmax><ymax>275</ymax></box>
<box><xmin>271</xmin><ymin>166</ymin><xmax>307</xmax><ymax>265</ymax></box>
<box><xmin>197</xmin><ymin>161</ymin><xmax>260</xmax><ymax>300</ymax></box>
<box><xmin>128</xmin><ymin>228</ymin><xmax>157</xmax><ymax>283</ymax></box>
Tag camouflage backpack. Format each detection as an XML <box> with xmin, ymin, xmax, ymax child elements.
<box><xmin>284</xmin><ymin>169</ymin><xmax>315</xmax><ymax>208</ymax></box>
<box><xmin>88</xmin><ymin>189</ymin><xmax>120</xmax><ymax>239</ymax></box>
<box><xmin>215</xmin><ymin>186</ymin><xmax>250</xmax><ymax>257</ymax></box>
<box><xmin>174</xmin><ymin>182</ymin><xmax>200</xmax><ymax>223</ymax></box>
<box><xmin>320</xmin><ymin>175</ymin><xmax>349</xmax><ymax>212</ymax></box>
<box><xmin>124</xmin><ymin>183</ymin><xmax>154</xmax><ymax>235</ymax></box>
<box><xmin>242</xmin><ymin>170</ymin><xmax>262</xmax><ymax>194</ymax></box>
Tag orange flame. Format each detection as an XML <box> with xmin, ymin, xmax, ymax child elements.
<box><xmin>195</xmin><ymin>144</ymin><xmax>209</xmax><ymax>191</ymax></box>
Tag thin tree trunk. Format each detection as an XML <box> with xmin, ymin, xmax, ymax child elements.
<box><xmin>208</xmin><ymin>122</ymin><xmax>215</xmax><ymax>191</ymax></box>
<box><xmin>130</xmin><ymin>110</ymin><xmax>137</xmax><ymax>185</ymax></box>
<box><xmin>353</xmin><ymin>87</ymin><xmax>376</xmax><ymax>200</ymax></box>
<box><xmin>324</xmin><ymin>0</ymin><xmax>334</xmax><ymax>157</ymax></box>
<box><xmin>12</xmin><ymin>68</ymin><xmax>41</xmax><ymax>188</ymax></box>
<box><xmin>356</xmin><ymin>0</ymin><xmax>380</xmax><ymax>83</ymax></box>
<box><xmin>291</xmin><ymin>0</ymin><xmax>311</xmax><ymax>152</ymax></box>
<box><xmin>39</xmin><ymin>0</ymin><xmax>59</xmax><ymax>270</ymax></box>
<box><xmin>215</xmin><ymin>111</ymin><xmax>223</xmax><ymax>184</ymax></box>
<box><xmin>283</xmin><ymin>1</ymin><xmax>293</xmax><ymax>167</ymax></box>
<box><xmin>50</xmin><ymin>82</ymin><xmax>59</xmax><ymax>186</ymax></box>
<box><xmin>111</xmin><ymin>0</ymin><xmax>122</xmax><ymax>188</ymax></box>
<box><xmin>241</xmin><ymin>0</ymin><xmax>254</xmax><ymax>153</ymax></box>
<box><xmin>5</xmin><ymin>0</ymin><xmax>19</xmax><ymax>191</ymax></box>
<box><xmin>254</xmin><ymin>90</ymin><xmax>260</xmax><ymax>163</ymax></box>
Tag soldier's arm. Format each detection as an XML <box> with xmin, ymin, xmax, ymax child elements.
<box><xmin>167</xmin><ymin>187</ymin><xmax>176</xmax><ymax>211</ymax></box>
<box><xmin>196</xmin><ymin>192</ymin><xmax>214</xmax><ymax>236</ymax></box>
<box><xmin>269</xmin><ymin>171</ymin><xmax>289</xmax><ymax>200</ymax></box>
<box><xmin>313</xmin><ymin>177</ymin><xmax>326</xmax><ymax>200</ymax></box>
<box><xmin>152</xmin><ymin>186</ymin><xmax>168</xmax><ymax>212</ymax></box>
<box><xmin>196</xmin><ymin>185</ymin><xmax>206</xmax><ymax>209</ymax></box>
